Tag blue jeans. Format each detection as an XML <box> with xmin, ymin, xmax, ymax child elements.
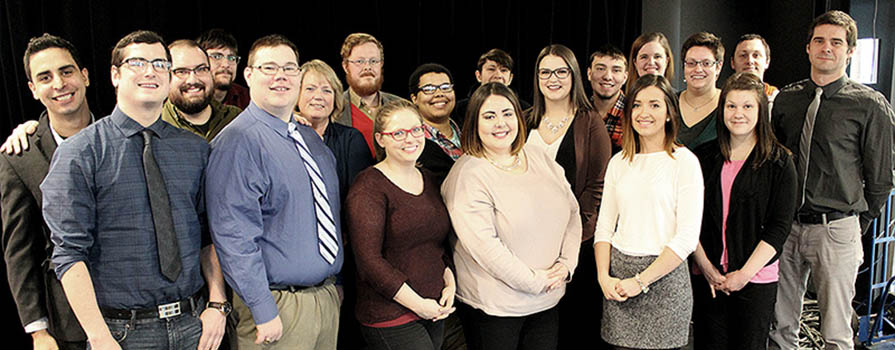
<box><xmin>98</xmin><ymin>302</ymin><xmax>203</xmax><ymax>350</ymax></box>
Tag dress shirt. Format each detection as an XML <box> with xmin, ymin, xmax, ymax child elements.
<box><xmin>206</xmin><ymin>102</ymin><xmax>344</xmax><ymax>325</ymax></box>
<box><xmin>772</xmin><ymin>76</ymin><xmax>895</xmax><ymax>228</ymax></box>
<box><xmin>44</xmin><ymin>106</ymin><xmax>209</xmax><ymax>309</ymax></box>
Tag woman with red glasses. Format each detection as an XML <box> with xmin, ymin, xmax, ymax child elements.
<box><xmin>346</xmin><ymin>99</ymin><xmax>456</xmax><ymax>350</ymax></box>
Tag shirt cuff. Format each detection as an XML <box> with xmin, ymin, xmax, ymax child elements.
<box><xmin>24</xmin><ymin>317</ymin><xmax>49</xmax><ymax>333</ymax></box>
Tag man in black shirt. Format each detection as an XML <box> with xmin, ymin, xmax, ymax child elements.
<box><xmin>769</xmin><ymin>10</ymin><xmax>895</xmax><ymax>350</ymax></box>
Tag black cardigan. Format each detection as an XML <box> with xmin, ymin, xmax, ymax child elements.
<box><xmin>694</xmin><ymin>141</ymin><xmax>798</xmax><ymax>272</ymax></box>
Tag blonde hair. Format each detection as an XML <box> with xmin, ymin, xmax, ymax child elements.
<box><xmin>372</xmin><ymin>100</ymin><xmax>423</xmax><ymax>161</ymax></box>
<box><xmin>296</xmin><ymin>59</ymin><xmax>345</xmax><ymax>122</ymax></box>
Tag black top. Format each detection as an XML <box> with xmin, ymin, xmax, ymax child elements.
<box><xmin>323</xmin><ymin>122</ymin><xmax>375</xmax><ymax>202</ymax></box>
<box><xmin>694</xmin><ymin>141</ymin><xmax>798</xmax><ymax>271</ymax></box>
<box><xmin>772</xmin><ymin>75</ymin><xmax>895</xmax><ymax>231</ymax></box>
<box><xmin>417</xmin><ymin>138</ymin><xmax>456</xmax><ymax>186</ymax></box>
<box><xmin>676</xmin><ymin>90</ymin><xmax>718</xmax><ymax>150</ymax></box>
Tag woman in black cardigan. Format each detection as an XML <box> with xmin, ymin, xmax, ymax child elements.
<box><xmin>691</xmin><ymin>72</ymin><xmax>797</xmax><ymax>350</ymax></box>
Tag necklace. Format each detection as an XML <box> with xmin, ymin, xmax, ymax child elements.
<box><xmin>683</xmin><ymin>90</ymin><xmax>718</xmax><ymax>111</ymax></box>
<box><xmin>543</xmin><ymin>115</ymin><xmax>570</xmax><ymax>134</ymax></box>
<box><xmin>486</xmin><ymin>153</ymin><xmax>522</xmax><ymax>171</ymax></box>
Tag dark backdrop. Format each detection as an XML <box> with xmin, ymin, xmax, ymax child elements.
<box><xmin>0</xmin><ymin>0</ymin><xmax>641</xmax><ymax>346</ymax></box>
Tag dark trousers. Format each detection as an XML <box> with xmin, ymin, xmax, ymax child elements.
<box><xmin>360</xmin><ymin>319</ymin><xmax>445</xmax><ymax>350</ymax></box>
<box><xmin>692</xmin><ymin>274</ymin><xmax>777</xmax><ymax>350</ymax></box>
<box><xmin>458</xmin><ymin>302</ymin><xmax>559</xmax><ymax>350</ymax></box>
<box><xmin>558</xmin><ymin>239</ymin><xmax>610</xmax><ymax>350</ymax></box>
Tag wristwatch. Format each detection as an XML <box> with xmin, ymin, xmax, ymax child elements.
<box><xmin>634</xmin><ymin>273</ymin><xmax>649</xmax><ymax>294</ymax></box>
<box><xmin>206</xmin><ymin>301</ymin><xmax>232</xmax><ymax>316</ymax></box>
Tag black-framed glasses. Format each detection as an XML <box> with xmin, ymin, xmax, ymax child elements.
<box><xmin>417</xmin><ymin>83</ymin><xmax>454</xmax><ymax>95</ymax></box>
<box><xmin>538</xmin><ymin>67</ymin><xmax>571</xmax><ymax>80</ymax></box>
<box><xmin>172</xmin><ymin>65</ymin><xmax>211</xmax><ymax>78</ymax></box>
<box><xmin>379</xmin><ymin>126</ymin><xmax>424</xmax><ymax>141</ymax></box>
<box><xmin>684</xmin><ymin>60</ymin><xmax>718</xmax><ymax>69</ymax></box>
<box><xmin>252</xmin><ymin>63</ymin><xmax>301</xmax><ymax>76</ymax></box>
<box><xmin>346</xmin><ymin>58</ymin><xmax>382</xmax><ymax>67</ymax></box>
<box><xmin>120</xmin><ymin>57</ymin><xmax>172</xmax><ymax>73</ymax></box>
<box><xmin>208</xmin><ymin>53</ymin><xmax>241</xmax><ymax>64</ymax></box>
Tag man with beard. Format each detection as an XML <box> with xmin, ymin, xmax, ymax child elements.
<box><xmin>162</xmin><ymin>40</ymin><xmax>241</xmax><ymax>142</ymax></box>
<box><xmin>409</xmin><ymin>63</ymin><xmax>459</xmax><ymax>185</ymax></box>
<box><xmin>334</xmin><ymin>33</ymin><xmax>402</xmax><ymax>156</ymax></box>
<box><xmin>452</xmin><ymin>48</ymin><xmax>529</xmax><ymax>128</ymax></box>
<box><xmin>587</xmin><ymin>45</ymin><xmax>628</xmax><ymax>155</ymax></box>
<box><xmin>197</xmin><ymin>29</ymin><xmax>250</xmax><ymax>109</ymax></box>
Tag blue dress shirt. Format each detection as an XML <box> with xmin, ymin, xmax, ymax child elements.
<box><xmin>206</xmin><ymin>102</ymin><xmax>344</xmax><ymax>324</ymax></box>
<box><xmin>43</xmin><ymin>106</ymin><xmax>209</xmax><ymax>309</ymax></box>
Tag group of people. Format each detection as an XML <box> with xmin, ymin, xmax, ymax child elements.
<box><xmin>1</xmin><ymin>9</ymin><xmax>893</xmax><ymax>350</ymax></box>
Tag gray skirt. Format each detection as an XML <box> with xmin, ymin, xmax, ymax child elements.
<box><xmin>601</xmin><ymin>247</ymin><xmax>692</xmax><ymax>348</ymax></box>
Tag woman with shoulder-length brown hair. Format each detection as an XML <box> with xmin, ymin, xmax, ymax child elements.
<box><xmin>523</xmin><ymin>43</ymin><xmax>612</xmax><ymax>349</ymax></box>
<box><xmin>594</xmin><ymin>74</ymin><xmax>704</xmax><ymax>349</ymax></box>
<box><xmin>443</xmin><ymin>82</ymin><xmax>581</xmax><ymax>350</ymax></box>
<box><xmin>626</xmin><ymin>32</ymin><xmax>675</xmax><ymax>95</ymax></box>
<box><xmin>690</xmin><ymin>72</ymin><xmax>797</xmax><ymax>350</ymax></box>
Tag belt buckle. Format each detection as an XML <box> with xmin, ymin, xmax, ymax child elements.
<box><xmin>157</xmin><ymin>301</ymin><xmax>181</xmax><ymax>319</ymax></box>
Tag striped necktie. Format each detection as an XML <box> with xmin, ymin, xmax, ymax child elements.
<box><xmin>288</xmin><ymin>122</ymin><xmax>339</xmax><ymax>264</ymax></box>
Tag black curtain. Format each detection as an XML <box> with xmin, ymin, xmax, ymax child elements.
<box><xmin>0</xmin><ymin>0</ymin><xmax>641</xmax><ymax>347</ymax></box>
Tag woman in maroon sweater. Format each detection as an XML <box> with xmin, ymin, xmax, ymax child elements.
<box><xmin>346</xmin><ymin>99</ymin><xmax>456</xmax><ymax>350</ymax></box>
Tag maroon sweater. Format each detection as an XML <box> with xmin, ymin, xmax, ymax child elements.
<box><xmin>346</xmin><ymin>167</ymin><xmax>452</xmax><ymax>324</ymax></box>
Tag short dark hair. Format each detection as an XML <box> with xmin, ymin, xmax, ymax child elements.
<box><xmin>168</xmin><ymin>39</ymin><xmax>210</xmax><ymax>67</ymax></box>
<box><xmin>476</xmin><ymin>48</ymin><xmax>514</xmax><ymax>72</ymax></box>
<box><xmin>736</xmin><ymin>34</ymin><xmax>771</xmax><ymax>60</ymax></box>
<box><xmin>23</xmin><ymin>33</ymin><xmax>83</xmax><ymax>81</ymax></box>
<box><xmin>461</xmin><ymin>82</ymin><xmax>527</xmax><ymax>157</ymax></box>
<box><xmin>246</xmin><ymin>34</ymin><xmax>299</xmax><ymax>67</ymax></box>
<box><xmin>408</xmin><ymin>63</ymin><xmax>453</xmax><ymax>96</ymax></box>
<box><xmin>588</xmin><ymin>44</ymin><xmax>627</xmax><ymax>68</ymax></box>
<box><xmin>621</xmin><ymin>74</ymin><xmax>680</xmax><ymax>161</ymax></box>
<box><xmin>809</xmin><ymin>10</ymin><xmax>857</xmax><ymax>48</ymax></box>
<box><xmin>681</xmin><ymin>31</ymin><xmax>725</xmax><ymax>63</ymax></box>
<box><xmin>111</xmin><ymin>30</ymin><xmax>170</xmax><ymax>67</ymax></box>
<box><xmin>196</xmin><ymin>28</ymin><xmax>239</xmax><ymax>53</ymax></box>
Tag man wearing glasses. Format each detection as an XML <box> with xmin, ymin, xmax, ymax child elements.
<box><xmin>409</xmin><ymin>63</ymin><xmax>459</xmax><ymax>184</ymax></box>
<box><xmin>205</xmin><ymin>34</ymin><xmax>343</xmax><ymax>350</ymax></box>
<box><xmin>43</xmin><ymin>30</ymin><xmax>227</xmax><ymax>350</ymax></box>
<box><xmin>197</xmin><ymin>29</ymin><xmax>249</xmax><ymax>109</ymax></box>
<box><xmin>161</xmin><ymin>39</ymin><xmax>242</xmax><ymax>142</ymax></box>
<box><xmin>335</xmin><ymin>33</ymin><xmax>403</xmax><ymax>156</ymax></box>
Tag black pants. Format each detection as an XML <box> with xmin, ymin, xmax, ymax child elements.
<box><xmin>458</xmin><ymin>302</ymin><xmax>559</xmax><ymax>350</ymax></box>
<box><xmin>692</xmin><ymin>274</ymin><xmax>778</xmax><ymax>350</ymax></box>
<box><xmin>558</xmin><ymin>239</ymin><xmax>610</xmax><ymax>350</ymax></box>
<box><xmin>360</xmin><ymin>319</ymin><xmax>445</xmax><ymax>350</ymax></box>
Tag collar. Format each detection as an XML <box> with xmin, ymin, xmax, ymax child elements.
<box><xmin>48</xmin><ymin>111</ymin><xmax>96</xmax><ymax>145</ymax></box>
<box><xmin>422</xmin><ymin>119</ymin><xmax>461</xmax><ymax>142</ymax></box>
<box><xmin>246</xmin><ymin>102</ymin><xmax>291</xmax><ymax>139</ymax></box>
<box><xmin>110</xmin><ymin>106</ymin><xmax>169</xmax><ymax>138</ymax></box>
<box><xmin>809</xmin><ymin>74</ymin><xmax>848</xmax><ymax>99</ymax></box>
<box><xmin>349</xmin><ymin>88</ymin><xmax>381</xmax><ymax>109</ymax></box>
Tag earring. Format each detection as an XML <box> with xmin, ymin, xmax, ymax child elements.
<box><xmin>666</xmin><ymin>117</ymin><xmax>671</xmax><ymax>122</ymax></box>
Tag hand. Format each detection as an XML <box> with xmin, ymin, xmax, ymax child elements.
<box><xmin>197</xmin><ymin>307</ymin><xmax>227</xmax><ymax>350</ymax></box>
<box><xmin>545</xmin><ymin>263</ymin><xmax>570</xmax><ymax>292</ymax></box>
<box><xmin>254</xmin><ymin>315</ymin><xmax>283</xmax><ymax>345</ymax></box>
<box><xmin>615</xmin><ymin>278</ymin><xmax>642</xmax><ymax>299</ymax></box>
<box><xmin>1</xmin><ymin>120</ymin><xmax>39</xmax><ymax>154</ymax></box>
<box><xmin>292</xmin><ymin>112</ymin><xmax>312</xmax><ymax>126</ymax></box>
<box><xmin>701</xmin><ymin>265</ymin><xmax>727</xmax><ymax>297</ymax></box>
<box><xmin>439</xmin><ymin>283</ymin><xmax>456</xmax><ymax>310</ymax></box>
<box><xmin>88</xmin><ymin>333</ymin><xmax>122</xmax><ymax>350</ymax></box>
<box><xmin>32</xmin><ymin>330</ymin><xmax>59</xmax><ymax>350</ymax></box>
<box><xmin>411</xmin><ymin>298</ymin><xmax>453</xmax><ymax>321</ymax></box>
<box><xmin>597</xmin><ymin>275</ymin><xmax>626</xmax><ymax>302</ymax></box>
<box><xmin>719</xmin><ymin>269</ymin><xmax>750</xmax><ymax>293</ymax></box>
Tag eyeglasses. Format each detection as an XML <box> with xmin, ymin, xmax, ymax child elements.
<box><xmin>120</xmin><ymin>57</ymin><xmax>172</xmax><ymax>73</ymax></box>
<box><xmin>379</xmin><ymin>126</ymin><xmax>424</xmax><ymax>141</ymax></box>
<box><xmin>417</xmin><ymin>83</ymin><xmax>454</xmax><ymax>95</ymax></box>
<box><xmin>208</xmin><ymin>53</ymin><xmax>241</xmax><ymax>64</ymax></box>
<box><xmin>346</xmin><ymin>58</ymin><xmax>382</xmax><ymax>67</ymax></box>
<box><xmin>538</xmin><ymin>67</ymin><xmax>571</xmax><ymax>80</ymax></box>
<box><xmin>172</xmin><ymin>65</ymin><xmax>211</xmax><ymax>78</ymax></box>
<box><xmin>684</xmin><ymin>60</ymin><xmax>718</xmax><ymax>69</ymax></box>
<box><xmin>252</xmin><ymin>63</ymin><xmax>301</xmax><ymax>76</ymax></box>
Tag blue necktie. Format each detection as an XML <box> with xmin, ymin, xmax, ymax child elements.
<box><xmin>288</xmin><ymin>123</ymin><xmax>338</xmax><ymax>264</ymax></box>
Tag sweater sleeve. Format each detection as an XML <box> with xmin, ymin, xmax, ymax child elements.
<box><xmin>546</xmin><ymin>150</ymin><xmax>583</xmax><ymax>279</ymax></box>
<box><xmin>442</xmin><ymin>160</ymin><xmax>549</xmax><ymax>295</ymax></box>
<box><xmin>665</xmin><ymin>150</ymin><xmax>704</xmax><ymax>260</ymax></box>
<box><xmin>578</xmin><ymin>111</ymin><xmax>612</xmax><ymax>241</ymax></box>
<box><xmin>346</xmin><ymin>170</ymin><xmax>408</xmax><ymax>300</ymax></box>
<box><xmin>761</xmin><ymin>154</ymin><xmax>798</xmax><ymax>255</ymax></box>
<box><xmin>593</xmin><ymin>155</ymin><xmax>620</xmax><ymax>245</ymax></box>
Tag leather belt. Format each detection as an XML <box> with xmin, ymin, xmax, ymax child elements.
<box><xmin>100</xmin><ymin>292</ymin><xmax>200</xmax><ymax>320</ymax></box>
<box><xmin>796</xmin><ymin>211</ymin><xmax>853</xmax><ymax>225</ymax></box>
<box><xmin>270</xmin><ymin>277</ymin><xmax>332</xmax><ymax>293</ymax></box>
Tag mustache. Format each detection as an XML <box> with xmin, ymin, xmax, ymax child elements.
<box><xmin>180</xmin><ymin>82</ymin><xmax>207</xmax><ymax>92</ymax></box>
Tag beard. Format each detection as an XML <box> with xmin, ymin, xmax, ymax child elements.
<box><xmin>213</xmin><ymin>69</ymin><xmax>234</xmax><ymax>91</ymax></box>
<box><xmin>172</xmin><ymin>83</ymin><xmax>213</xmax><ymax>115</ymax></box>
<box><xmin>347</xmin><ymin>72</ymin><xmax>384</xmax><ymax>97</ymax></box>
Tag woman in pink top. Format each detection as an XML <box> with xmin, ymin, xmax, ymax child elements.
<box><xmin>691</xmin><ymin>72</ymin><xmax>797</xmax><ymax>349</ymax></box>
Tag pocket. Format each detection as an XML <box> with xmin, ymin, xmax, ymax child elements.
<box><xmin>105</xmin><ymin>319</ymin><xmax>130</xmax><ymax>343</ymax></box>
<box><xmin>825</xmin><ymin>216</ymin><xmax>859</xmax><ymax>245</ymax></box>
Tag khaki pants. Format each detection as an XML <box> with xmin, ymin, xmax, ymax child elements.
<box><xmin>769</xmin><ymin>216</ymin><xmax>862</xmax><ymax>350</ymax></box>
<box><xmin>233</xmin><ymin>282</ymin><xmax>341</xmax><ymax>350</ymax></box>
